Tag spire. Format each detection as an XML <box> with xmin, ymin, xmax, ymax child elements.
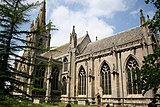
<box><xmin>37</xmin><ymin>0</ymin><xmax>46</xmax><ymax>27</ymax></box>
<box><xmin>86</xmin><ymin>31</ymin><xmax>89</xmax><ymax>36</ymax></box>
<box><xmin>72</xmin><ymin>25</ymin><xmax>76</xmax><ymax>35</ymax></box>
<box><xmin>140</xmin><ymin>9</ymin><xmax>145</xmax><ymax>26</ymax></box>
<box><xmin>96</xmin><ymin>36</ymin><xmax>98</xmax><ymax>41</ymax></box>
<box><xmin>70</xmin><ymin>26</ymin><xmax>77</xmax><ymax>48</ymax></box>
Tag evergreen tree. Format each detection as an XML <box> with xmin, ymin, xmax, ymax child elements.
<box><xmin>0</xmin><ymin>0</ymin><xmax>43</xmax><ymax>100</ymax></box>
<box><xmin>141</xmin><ymin>0</ymin><xmax>160</xmax><ymax>101</ymax></box>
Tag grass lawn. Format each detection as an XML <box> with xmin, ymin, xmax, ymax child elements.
<box><xmin>0</xmin><ymin>96</ymin><xmax>97</xmax><ymax>107</ymax></box>
<box><xmin>42</xmin><ymin>102</ymin><xmax>97</xmax><ymax>107</ymax></box>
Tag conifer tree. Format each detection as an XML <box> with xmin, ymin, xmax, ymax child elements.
<box><xmin>0</xmin><ymin>0</ymin><xmax>43</xmax><ymax>100</ymax></box>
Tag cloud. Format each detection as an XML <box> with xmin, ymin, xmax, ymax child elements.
<box><xmin>9</xmin><ymin>50</ymin><xmax>24</xmax><ymax>67</ymax></box>
<box><xmin>24</xmin><ymin>0</ymin><xmax>137</xmax><ymax>47</ymax></box>
<box><xmin>25</xmin><ymin>0</ymin><xmax>43</xmax><ymax>4</ymax></box>
<box><xmin>18</xmin><ymin>50</ymin><xmax>24</xmax><ymax>57</ymax></box>
<box><xmin>130</xmin><ymin>9</ymin><xmax>155</xmax><ymax>20</ymax></box>
<box><xmin>146</xmin><ymin>10</ymin><xmax>155</xmax><ymax>19</ymax></box>
<box><xmin>130</xmin><ymin>8</ymin><xmax>140</xmax><ymax>17</ymax></box>
<box><xmin>85</xmin><ymin>18</ymin><xmax>114</xmax><ymax>41</ymax></box>
<box><xmin>49</xmin><ymin>5</ymin><xmax>114</xmax><ymax>47</ymax></box>
<box><xmin>85</xmin><ymin>0</ymin><xmax>128</xmax><ymax>18</ymax></box>
<box><xmin>47</xmin><ymin>0</ymin><xmax>136</xmax><ymax>47</ymax></box>
<box><xmin>23</xmin><ymin>0</ymin><xmax>44</xmax><ymax>22</ymax></box>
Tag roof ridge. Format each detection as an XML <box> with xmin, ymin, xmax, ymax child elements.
<box><xmin>81</xmin><ymin>26</ymin><xmax>143</xmax><ymax>55</ymax></box>
<box><xmin>86</xmin><ymin>26</ymin><xmax>141</xmax><ymax>46</ymax></box>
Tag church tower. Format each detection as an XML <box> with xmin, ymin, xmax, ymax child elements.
<box><xmin>22</xmin><ymin>0</ymin><xmax>51</xmax><ymax>96</ymax></box>
<box><xmin>24</xmin><ymin>0</ymin><xmax>51</xmax><ymax>57</ymax></box>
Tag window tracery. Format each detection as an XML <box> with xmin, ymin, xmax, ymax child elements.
<box><xmin>78</xmin><ymin>66</ymin><xmax>86</xmax><ymax>95</ymax></box>
<box><xmin>126</xmin><ymin>56</ymin><xmax>141</xmax><ymax>94</ymax></box>
<box><xmin>101</xmin><ymin>61</ymin><xmax>112</xmax><ymax>95</ymax></box>
<box><xmin>32</xmin><ymin>65</ymin><xmax>45</xmax><ymax>97</ymax></box>
<box><xmin>63</xmin><ymin>57</ymin><xmax>68</xmax><ymax>72</ymax></box>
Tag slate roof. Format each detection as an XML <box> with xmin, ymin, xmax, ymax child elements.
<box><xmin>42</xmin><ymin>26</ymin><xmax>144</xmax><ymax>58</ymax></box>
<box><xmin>81</xmin><ymin>26</ymin><xmax>143</xmax><ymax>55</ymax></box>
<box><xmin>42</xmin><ymin>35</ymin><xmax>87</xmax><ymax>58</ymax></box>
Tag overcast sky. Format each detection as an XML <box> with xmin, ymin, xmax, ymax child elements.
<box><xmin>26</xmin><ymin>0</ymin><xmax>155</xmax><ymax>47</ymax></box>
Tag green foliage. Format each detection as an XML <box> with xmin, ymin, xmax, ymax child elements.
<box><xmin>0</xmin><ymin>0</ymin><xmax>58</xmax><ymax>105</ymax></box>
<box><xmin>140</xmin><ymin>0</ymin><xmax>160</xmax><ymax>101</ymax></box>
<box><xmin>0</xmin><ymin>0</ymin><xmax>41</xmax><ymax>101</ymax></box>
<box><xmin>145</xmin><ymin>0</ymin><xmax>160</xmax><ymax>33</ymax></box>
<box><xmin>141</xmin><ymin>47</ymin><xmax>160</xmax><ymax>97</ymax></box>
<box><xmin>42</xmin><ymin>102</ymin><xmax>97</xmax><ymax>107</ymax></box>
<box><xmin>0</xmin><ymin>96</ymin><xmax>42</xmax><ymax>107</ymax></box>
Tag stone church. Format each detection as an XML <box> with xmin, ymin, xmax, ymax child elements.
<box><xmin>15</xmin><ymin>0</ymin><xmax>159</xmax><ymax>106</ymax></box>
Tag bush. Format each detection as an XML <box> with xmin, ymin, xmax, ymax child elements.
<box><xmin>0</xmin><ymin>96</ymin><xmax>43</xmax><ymax>107</ymax></box>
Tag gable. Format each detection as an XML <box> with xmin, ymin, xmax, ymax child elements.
<box><xmin>41</xmin><ymin>35</ymin><xmax>91</xmax><ymax>58</ymax></box>
<box><xmin>77</xmin><ymin>34</ymin><xmax>91</xmax><ymax>54</ymax></box>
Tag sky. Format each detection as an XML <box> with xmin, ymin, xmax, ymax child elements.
<box><xmin>25</xmin><ymin>0</ymin><xmax>156</xmax><ymax>48</ymax></box>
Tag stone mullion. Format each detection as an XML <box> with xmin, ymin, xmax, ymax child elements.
<box><xmin>105</xmin><ymin>72</ymin><xmax>107</xmax><ymax>95</ymax></box>
<box><xmin>83</xmin><ymin>76</ymin><xmax>86</xmax><ymax>95</ymax></box>
<box><xmin>80</xmin><ymin>76</ymin><xmax>82</xmax><ymax>95</ymax></box>
<box><xmin>109</xmin><ymin>72</ymin><xmax>111</xmax><ymax>94</ymax></box>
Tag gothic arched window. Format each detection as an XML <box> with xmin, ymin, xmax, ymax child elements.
<box><xmin>126</xmin><ymin>56</ymin><xmax>141</xmax><ymax>94</ymax></box>
<box><xmin>78</xmin><ymin>66</ymin><xmax>86</xmax><ymax>95</ymax></box>
<box><xmin>32</xmin><ymin>65</ymin><xmax>45</xmax><ymax>97</ymax></box>
<box><xmin>62</xmin><ymin>76</ymin><xmax>67</xmax><ymax>95</ymax></box>
<box><xmin>101</xmin><ymin>62</ymin><xmax>112</xmax><ymax>95</ymax></box>
<box><xmin>34</xmin><ymin>66</ymin><xmax>45</xmax><ymax>88</ymax></box>
<box><xmin>51</xmin><ymin>67</ymin><xmax>59</xmax><ymax>90</ymax></box>
<box><xmin>63</xmin><ymin>57</ymin><xmax>68</xmax><ymax>72</ymax></box>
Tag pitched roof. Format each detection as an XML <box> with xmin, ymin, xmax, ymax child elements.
<box><xmin>81</xmin><ymin>26</ymin><xmax>143</xmax><ymax>55</ymax></box>
<box><xmin>41</xmin><ymin>35</ymin><xmax>87</xmax><ymax>58</ymax></box>
<box><xmin>42</xmin><ymin>26</ymin><xmax>144</xmax><ymax>58</ymax></box>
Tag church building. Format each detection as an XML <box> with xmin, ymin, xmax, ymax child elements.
<box><xmin>15</xmin><ymin>0</ymin><xmax>159</xmax><ymax>106</ymax></box>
